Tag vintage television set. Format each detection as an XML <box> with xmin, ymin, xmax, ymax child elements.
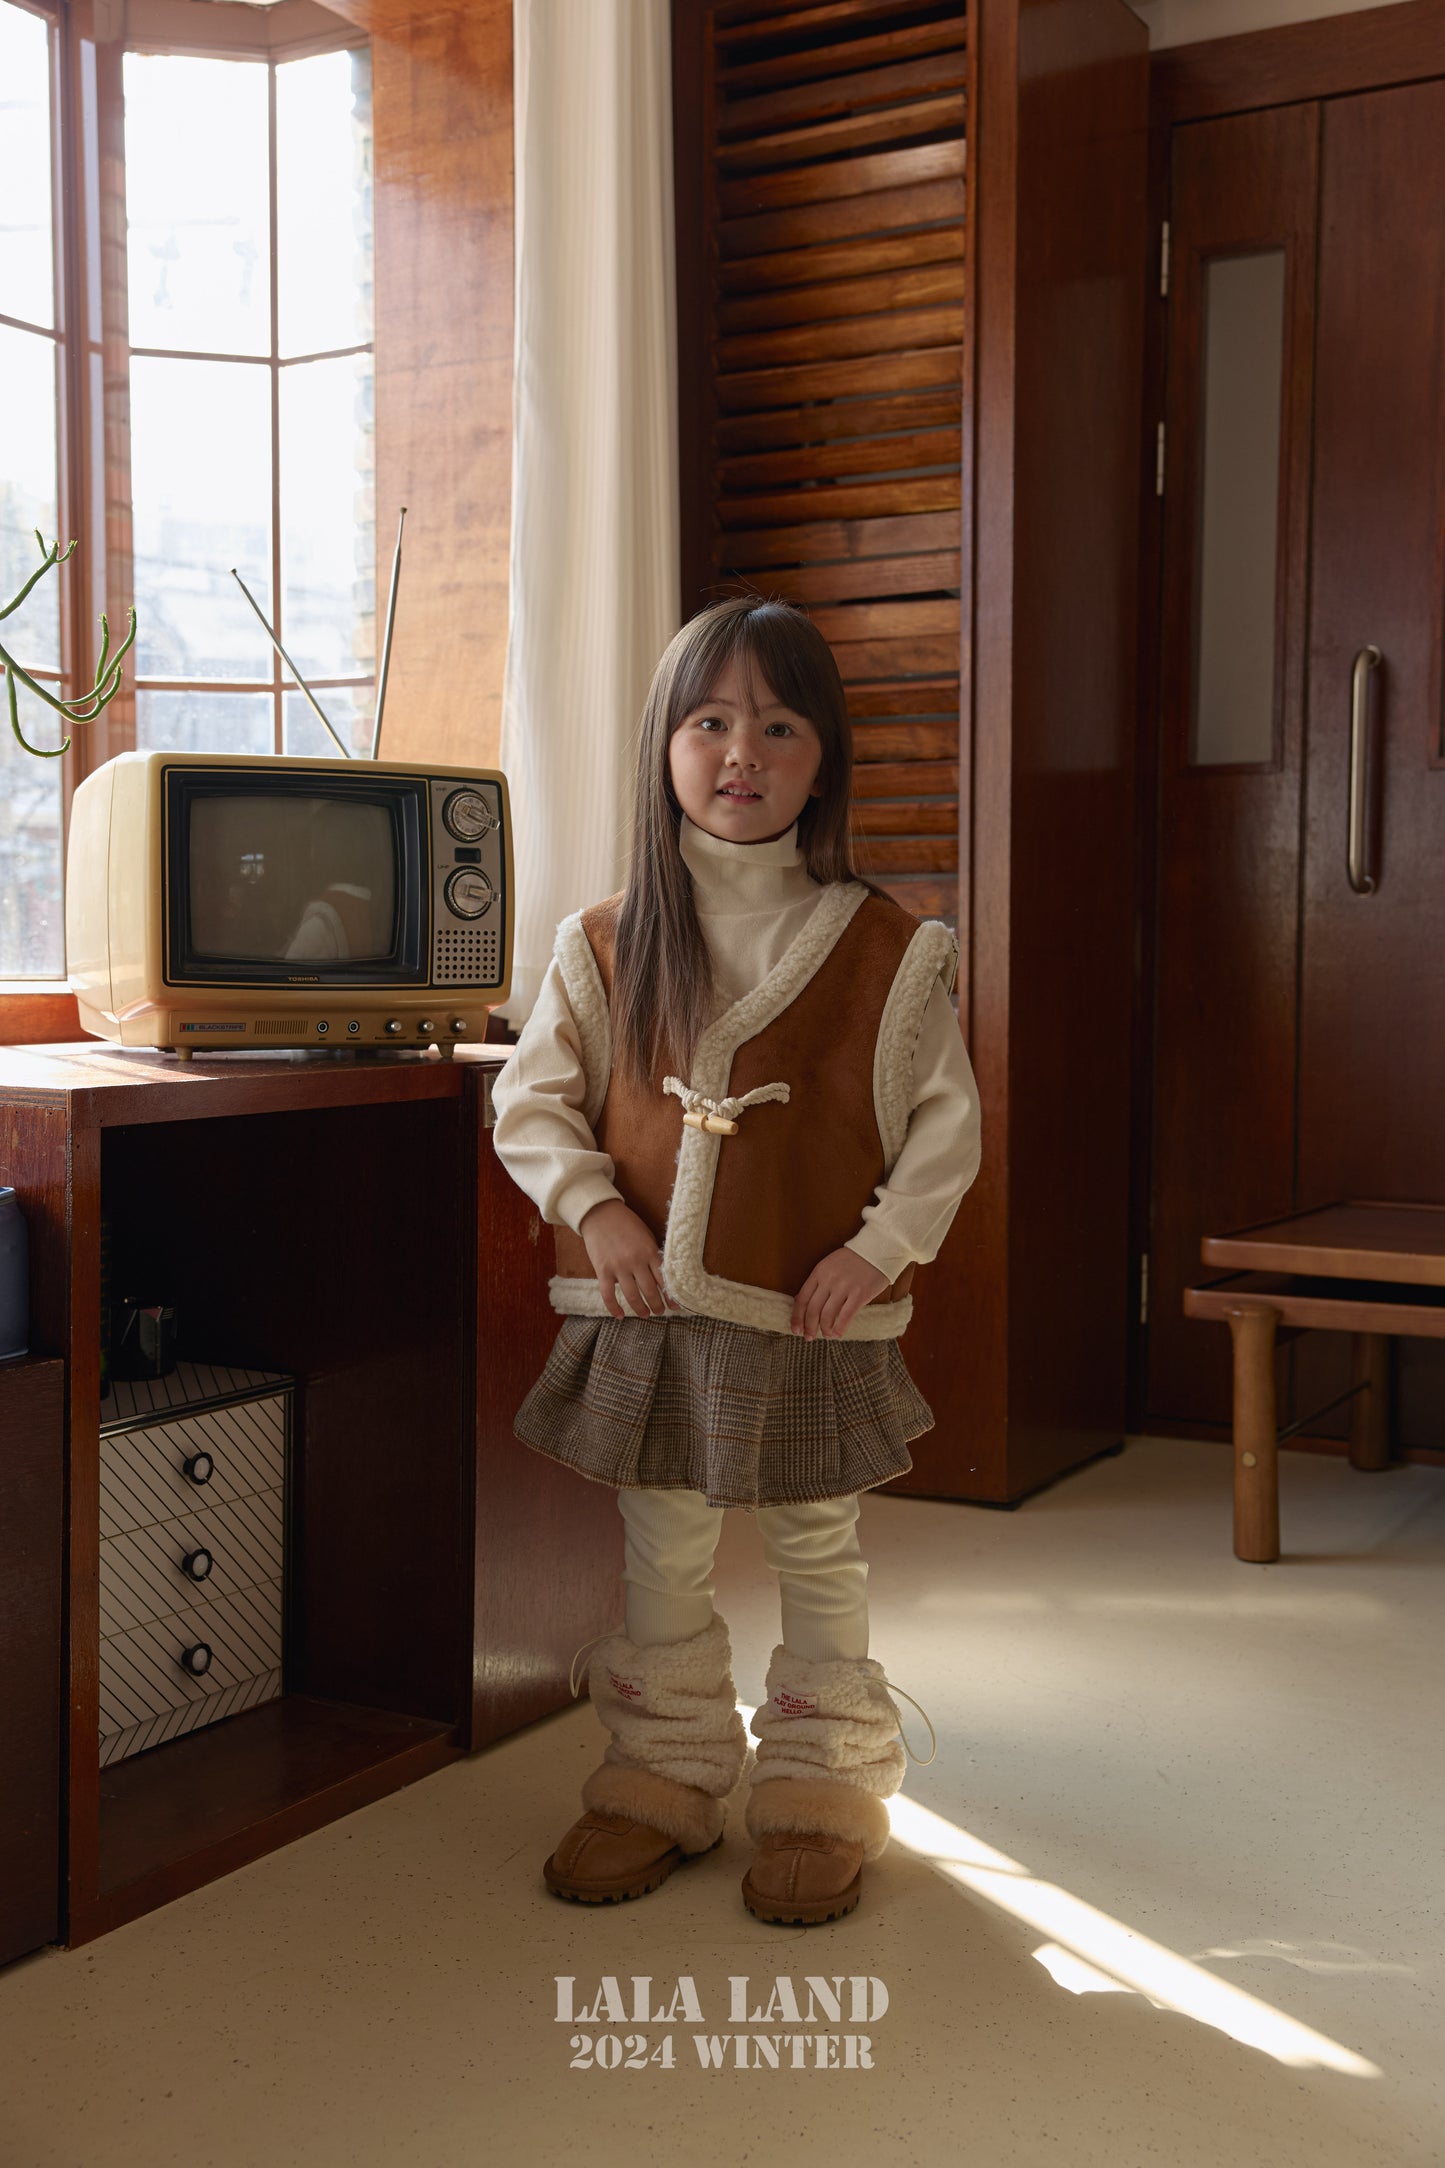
<box><xmin>66</xmin><ymin>751</ymin><xmax>512</xmax><ymax>1057</ymax></box>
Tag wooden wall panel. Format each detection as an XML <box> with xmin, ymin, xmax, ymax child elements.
<box><xmin>326</xmin><ymin>0</ymin><xmax>514</xmax><ymax>772</ymax></box>
<box><xmin>678</xmin><ymin>0</ymin><xmax>968</xmax><ymax>931</ymax></box>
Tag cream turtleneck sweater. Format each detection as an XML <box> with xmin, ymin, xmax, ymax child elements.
<box><xmin>489</xmin><ymin>812</ymin><xmax>982</xmax><ymax>1288</ymax></box>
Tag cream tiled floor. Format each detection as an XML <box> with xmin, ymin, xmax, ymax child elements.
<box><xmin>5</xmin><ymin>1436</ymin><xmax>1443</xmax><ymax>2168</ymax></box>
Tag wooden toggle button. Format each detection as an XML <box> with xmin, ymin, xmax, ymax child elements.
<box><xmin>682</xmin><ymin>1108</ymin><xmax>738</xmax><ymax>1135</ymax></box>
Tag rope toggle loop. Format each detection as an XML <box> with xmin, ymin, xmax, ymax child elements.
<box><xmin>662</xmin><ymin>1075</ymin><xmax>791</xmax><ymax>1136</ymax></box>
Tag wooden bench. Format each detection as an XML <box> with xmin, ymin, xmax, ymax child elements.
<box><xmin>1183</xmin><ymin>1202</ymin><xmax>1445</xmax><ymax>1562</ymax></box>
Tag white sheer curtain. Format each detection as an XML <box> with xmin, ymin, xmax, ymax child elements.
<box><xmin>496</xmin><ymin>0</ymin><xmax>680</xmax><ymax>1027</ymax></box>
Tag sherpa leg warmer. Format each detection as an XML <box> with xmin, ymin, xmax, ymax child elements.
<box><xmin>745</xmin><ymin>1645</ymin><xmax>907</xmax><ymax>1863</ymax></box>
<box><xmin>581</xmin><ymin>1612</ymin><xmax>750</xmax><ymax>1855</ymax></box>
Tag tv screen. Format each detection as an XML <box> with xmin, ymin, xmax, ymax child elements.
<box><xmin>187</xmin><ymin>795</ymin><xmax>398</xmax><ymax>964</ymax></box>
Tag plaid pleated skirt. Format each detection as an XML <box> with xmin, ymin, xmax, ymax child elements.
<box><xmin>511</xmin><ymin>1311</ymin><xmax>935</xmax><ymax>1510</ymax></box>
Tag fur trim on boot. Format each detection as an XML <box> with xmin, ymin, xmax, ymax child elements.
<box><xmin>745</xmin><ymin>1776</ymin><xmax>892</xmax><ymax>1863</ymax></box>
<box><xmin>747</xmin><ymin>1645</ymin><xmax>906</xmax><ymax>1811</ymax></box>
<box><xmin>586</xmin><ymin>1612</ymin><xmax>749</xmax><ymax>1802</ymax></box>
<box><xmin>582</xmin><ymin>1763</ymin><xmax>724</xmax><ymax>1855</ymax></box>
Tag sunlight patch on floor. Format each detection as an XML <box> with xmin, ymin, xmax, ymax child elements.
<box><xmin>886</xmin><ymin>1793</ymin><xmax>1382</xmax><ymax>2078</ymax></box>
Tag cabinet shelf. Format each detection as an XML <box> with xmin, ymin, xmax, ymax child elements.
<box><xmin>96</xmin><ymin>1694</ymin><xmax>458</xmax><ymax>1931</ymax></box>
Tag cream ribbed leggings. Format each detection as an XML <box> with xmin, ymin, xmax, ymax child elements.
<box><xmin>618</xmin><ymin>1486</ymin><xmax>869</xmax><ymax>1660</ymax></box>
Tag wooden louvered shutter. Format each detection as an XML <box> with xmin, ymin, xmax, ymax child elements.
<box><xmin>674</xmin><ymin>0</ymin><xmax>968</xmax><ymax>932</ymax></box>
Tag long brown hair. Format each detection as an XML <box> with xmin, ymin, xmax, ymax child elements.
<box><xmin>611</xmin><ymin>593</ymin><xmax>885</xmax><ymax>1089</ymax></box>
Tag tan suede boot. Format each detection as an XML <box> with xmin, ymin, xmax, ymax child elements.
<box><xmin>741</xmin><ymin>1780</ymin><xmax>889</xmax><ymax>1923</ymax></box>
<box><xmin>742</xmin><ymin>1646</ymin><xmax>910</xmax><ymax>1926</ymax></box>
<box><xmin>546</xmin><ymin>1615</ymin><xmax>748</xmax><ymax>1904</ymax></box>
<box><xmin>544</xmin><ymin>1767</ymin><xmax>726</xmax><ymax>1904</ymax></box>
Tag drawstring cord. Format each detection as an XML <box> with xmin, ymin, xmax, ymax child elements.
<box><xmin>662</xmin><ymin>1076</ymin><xmax>790</xmax><ymax>1135</ymax></box>
<box><xmin>881</xmin><ymin>1677</ymin><xmax>938</xmax><ymax>1766</ymax></box>
<box><xmin>568</xmin><ymin>1628</ymin><xmax>620</xmax><ymax>1700</ymax></box>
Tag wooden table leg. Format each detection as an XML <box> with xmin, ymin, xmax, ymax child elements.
<box><xmin>1348</xmin><ymin>1333</ymin><xmax>1392</xmax><ymax>1471</ymax></box>
<box><xmin>1226</xmin><ymin>1303</ymin><xmax>1280</xmax><ymax>1563</ymax></box>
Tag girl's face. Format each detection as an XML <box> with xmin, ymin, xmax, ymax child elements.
<box><xmin>668</xmin><ymin>651</ymin><xmax>825</xmax><ymax>846</ymax></box>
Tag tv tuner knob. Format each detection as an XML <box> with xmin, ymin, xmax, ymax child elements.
<box><xmin>384</xmin><ymin>1019</ymin><xmax>403</xmax><ymax>1035</ymax></box>
<box><xmin>442</xmin><ymin>787</ymin><xmax>497</xmax><ymax>842</ymax></box>
<box><xmin>418</xmin><ymin>1019</ymin><xmax>436</xmax><ymax>1036</ymax></box>
<box><xmin>450</xmin><ymin>1018</ymin><xmax>467</xmax><ymax>1034</ymax></box>
<box><xmin>444</xmin><ymin>867</ymin><xmax>493</xmax><ymax>920</ymax></box>
<box><xmin>180</xmin><ymin>1642</ymin><xmax>213</xmax><ymax>1677</ymax></box>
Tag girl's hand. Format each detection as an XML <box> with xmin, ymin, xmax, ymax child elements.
<box><xmin>791</xmin><ymin>1247</ymin><xmax>891</xmax><ymax>1341</ymax></box>
<box><xmin>579</xmin><ymin>1198</ymin><xmax>681</xmax><ymax>1320</ymax></box>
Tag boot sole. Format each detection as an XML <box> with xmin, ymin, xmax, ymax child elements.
<box><xmin>741</xmin><ymin>1868</ymin><xmax>863</xmax><ymax>1926</ymax></box>
<box><xmin>544</xmin><ymin>1829</ymin><xmax>724</xmax><ymax>1904</ymax></box>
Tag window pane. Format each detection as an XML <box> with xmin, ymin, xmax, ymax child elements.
<box><xmin>0</xmin><ymin>680</ymin><xmax>65</xmax><ymax>976</ymax></box>
<box><xmin>123</xmin><ymin>53</ymin><xmax>270</xmax><ymax>356</ymax></box>
<box><xmin>130</xmin><ymin>355</ymin><xmax>272</xmax><ymax>679</ymax></box>
<box><xmin>284</xmin><ymin>684</ymin><xmax>375</xmax><ymax>760</ymax></box>
<box><xmin>281</xmin><ymin>353</ymin><xmax>374</xmax><ymax>681</ymax></box>
<box><xmin>135</xmin><ymin>688</ymin><xmax>273</xmax><ymax>754</ymax></box>
<box><xmin>1191</xmin><ymin>250</ymin><xmax>1286</xmax><ymax>767</ymax></box>
<box><xmin>277</xmin><ymin>47</ymin><xmax>373</xmax><ymax>359</ymax></box>
<box><xmin>0</xmin><ymin>323</ymin><xmax>60</xmax><ymax>669</ymax></box>
<box><xmin>0</xmin><ymin>1</ymin><xmax>54</xmax><ymax>329</ymax></box>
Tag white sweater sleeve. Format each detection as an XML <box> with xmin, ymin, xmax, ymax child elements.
<box><xmin>843</xmin><ymin>976</ymin><xmax>983</xmax><ymax>1287</ymax></box>
<box><xmin>488</xmin><ymin>952</ymin><xmax>625</xmax><ymax>1235</ymax></box>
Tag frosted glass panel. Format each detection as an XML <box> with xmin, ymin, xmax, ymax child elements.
<box><xmin>124</xmin><ymin>53</ymin><xmax>270</xmax><ymax>356</ymax></box>
<box><xmin>284</xmin><ymin>686</ymin><xmax>374</xmax><ymax>760</ymax></box>
<box><xmin>1191</xmin><ymin>251</ymin><xmax>1286</xmax><ymax>766</ymax></box>
<box><xmin>280</xmin><ymin>352</ymin><xmax>375</xmax><ymax>680</ymax></box>
<box><xmin>277</xmin><ymin>48</ymin><xmax>373</xmax><ymax>359</ymax></box>
<box><xmin>130</xmin><ymin>355</ymin><xmax>272</xmax><ymax>678</ymax></box>
<box><xmin>135</xmin><ymin>688</ymin><xmax>273</xmax><ymax>755</ymax></box>
<box><xmin>0</xmin><ymin>679</ymin><xmax>65</xmax><ymax>976</ymax></box>
<box><xmin>0</xmin><ymin>324</ymin><xmax>60</xmax><ymax>669</ymax></box>
<box><xmin>0</xmin><ymin>1</ymin><xmax>54</xmax><ymax>328</ymax></box>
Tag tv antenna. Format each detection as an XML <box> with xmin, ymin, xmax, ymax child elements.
<box><xmin>372</xmin><ymin>505</ymin><xmax>405</xmax><ymax>759</ymax></box>
<box><xmin>230</xmin><ymin>505</ymin><xmax>406</xmax><ymax>762</ymax></box>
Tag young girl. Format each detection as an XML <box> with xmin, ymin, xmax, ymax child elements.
<box><xmin>490</xmin><ymin>595</ymin><xmax>981</xmax><ymax>1925</ymax></box>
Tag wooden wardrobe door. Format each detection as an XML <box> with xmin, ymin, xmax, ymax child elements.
<box><xmin>1293</xmin><ymin>79</ymin><xmax>1445</xmax><ymax>1445</ymax></box>
<box><xmin>1145</xmin><ymin>105</ymin><xmax>1319</xmax><ymax>1426</ymax></box>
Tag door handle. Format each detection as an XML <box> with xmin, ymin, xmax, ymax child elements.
<box><xmin>1347</xmin><ymin>645</ymin><xmax>1382</xmax><ymax>895</ymax></box>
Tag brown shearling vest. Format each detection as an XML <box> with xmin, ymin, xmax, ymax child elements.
<box><xmin>549</xmin><ymin>879</ymin><xmax>958</xmax><ymax>1339</ymax></box>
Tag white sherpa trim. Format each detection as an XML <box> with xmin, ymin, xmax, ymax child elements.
<box><xmin>660</xmin><ymin>882</ymin><xmax>900</xmax><ymax>1338</ymax></box>
<box><xmin>553</xmin><ymin>907</ymin><xmax>611</xmax><ymax>1130</ymax></box>
<box><xmin>586</xmin><ymin>1613</ymin><xmax>749</xmax><ymax>1802</ymax></box>
<box><xmin>545</xmin><ymin>1276</ymin><xmax>912</xmax><ymax>1336</ymax></box>
<box><xmin>548</xmin><ymin>1277</ymin><xmax>672</xmax><ymax>1320</ymax></box>
<box><xmin>874</xmin><ymin>921</ymin><xmax>961</xmax><ymax>1168</ymax></box>
<box><xmin>582</xmin><ymin>1761</ymin><xmax>725</xmax><ymax>1854</ymax></box>
<box><xmin>745</xmin><ymin>1776</ymin><xmax>893</xmax><ymax>1862</ymax></box>
<box><xmin>747</xmin><ymin>1644</ymin><xmax>907</xmax><ymax>1801</ymax></box>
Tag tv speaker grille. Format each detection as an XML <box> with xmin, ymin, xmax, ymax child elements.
<box><xmin>433</xmin><ymin>926</ymin><xmax>501</xmax><ymax>988</ymax></box>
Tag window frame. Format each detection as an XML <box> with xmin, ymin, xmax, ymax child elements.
<box><xmin>0</xmin><ymin>0</ymin><xmax>372</xmax><ymax>1036</ymax></box>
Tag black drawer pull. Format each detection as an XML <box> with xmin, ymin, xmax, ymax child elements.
<box><xmin>183</xmin><ymin>1452</ymin><xmax>214</xmax><ymax>1486</ymax></box>
<box><xmin>182</xmin><ymin>1548</ymin><xmax>213</xmax><ymax>1582</ymax></box>
<box><xmin>180</xmin><ymin>1642</ymin><xmax>213</xmax><ymax>1677</ymax></box>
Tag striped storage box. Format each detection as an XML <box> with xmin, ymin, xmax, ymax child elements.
<box><xmin>99</xmin><ymin>1362</ymin><xmax>293</xmax><ymax>1766</ymax></box>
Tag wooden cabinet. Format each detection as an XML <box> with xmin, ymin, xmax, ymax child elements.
<box><xmin>0</xmin><ymin>1044</ymin><xmax>618</xmax><ymax>1955</ymax></box>
<box><xmin>0</xmin><ymin>1357</ymin><xmax>64</xmax><ymax>1969</ymax></box>
<box><xmin>1141</xmin><ymin>19</ymin><xmax>1445</xmax><ymax>1464</ymax></box>
<box><xmin>673</xmin><ymin>0</ymin><xmax>1150</xmax><ymax>1501</ymax></box>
